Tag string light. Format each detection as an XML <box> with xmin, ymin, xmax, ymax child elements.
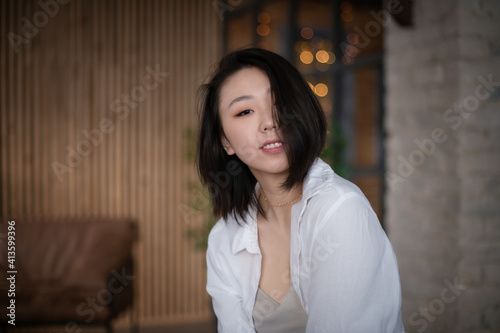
<box><xmin>327</xmin><ymin>52</ymin><xmax>336</xmax><ymax>64</ymax></box>
<box><xmin>316</xmin><ymin>50</ymin><xmax>329</xmax><ymax>63</ymax></box>
<box><xmin>341</xmin><ymin>2</ymin><xmax>353</xmax><ymax>22</ymax></box>
<box><xmin>300</xmin><ymin>51</ymin><xmax>314</xmax><ymax>64</ymax></box>
<box><xmin>258</xmin><ymin>12</ymin><xmax>271</xmax><ymax>24</ymax></box>
<box><xmin>301</xmin><ymin>27</ymin><xmax>314</xmax><ymax>40</ymax></box>
<box><xmin>257</xmin><ymin>24</ymin><xmax>270</xmax><ymax>36</ymax></box>
<box><xmin>314</xmin><ymin>83</ymin><xmax>328</xmax><ymax>97</ymax></box>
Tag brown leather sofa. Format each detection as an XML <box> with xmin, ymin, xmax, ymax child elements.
<box><xmin>0</xmin><ymin>217</ymin><xmax>137</xmax><ymax>332</ymax></box>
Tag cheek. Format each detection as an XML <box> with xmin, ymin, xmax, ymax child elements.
<box><xmin>224</xmin><ymin>128</ymin><xmax>261</xmax><ymax>164</ymax></box>
<box><xmin>222</xmin><ymin>119</ymin><xmax>244</xmax><ymax>148</ymax></box>
<box><xmin>236</xmin><ymin>143</ymin><xmax>260</xmax><ymax>165</ymax></box>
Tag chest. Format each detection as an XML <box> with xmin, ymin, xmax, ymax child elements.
<box><xmin>257</xmin><ymin>221</ymin><xmax>292</xmax><ymax>302</ymax></box>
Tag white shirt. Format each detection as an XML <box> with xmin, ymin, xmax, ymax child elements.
<box><xmin>206</xmin><ymin>158</ymin><xmax>405</xmax><ymax>333</ymax></box>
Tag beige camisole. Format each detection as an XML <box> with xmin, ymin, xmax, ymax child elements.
<box><xmin>252</xmin><ymin>285</ymin><xmax>308</xmax><ymax>333</ymax></box>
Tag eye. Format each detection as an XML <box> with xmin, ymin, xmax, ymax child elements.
<box><xmin>236</xmin><ymin>109</ymin><xmax>253</xmax><ymax>117</ymax></box>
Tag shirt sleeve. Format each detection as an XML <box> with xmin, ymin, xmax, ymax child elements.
<box><xmin>304</xmin><ymin>193</ymin><xmax>404</xmax><ymax>333</ymax></box>
<box><xmin>206</xmin><ymin>228</ymin><xmax>256</xmax><ymax>333</ymax></box>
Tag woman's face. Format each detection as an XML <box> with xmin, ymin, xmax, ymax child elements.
<box><xmin>218</xmin><ymin>67</ymin><xmax>289</xmax><ymax>178</ymax></box>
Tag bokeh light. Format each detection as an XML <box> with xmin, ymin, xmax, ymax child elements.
<box><xmin>342</xmin><ymin>55</ymin><xmax>354</xmax><ymax>65</ymax></box>
<box><xmin>258</xmin><ymin>12</ymin><xmax>271</xmax><ymax>24</ymax></box>
<box><xmin>316</xmin><ymin>62</ymin><xmax>329</xmax><ymax>72</ymax></box>
<box><xmin>345</xmin><ymin>45</ymin><xmax>358</xmax><ymax>57</ymax></box>
<box><xmin>312</xmin><ymin>36</ymin><xmax>323</xmax><ymax>48</ymax></box>
<box><xmin>327</xmin><ymin>52</ymin><xmax>336</xmax><ymax>64</ymax></box>
<box><xmin>257</xmin><ymin>24</ymin><xmax>270</xmax><ymax>36</ymax></box>
<box><xmin>341</xmin><ymin>12</ymin><xmax>353</xmax><ymax>22</ymax></box>
<box><xmin>295</xmin><ymin>41</ymin><xmax>314</xmax><ymax>52</ymax></box>
<box><xmin>347</xmin><ymin>32</ymin><xmax>359</xmax><ymax>45</ymax></box>
<box><xmin>314</xmin><ymin>83</ymin><xmax>328</xmax><ymax>97</ymax></box>
<box><xmin>300</xmin><ymin>51</ymin><xmax>314</xmax><ymax>64</ymax></box>
<box><xmin>341</xmin><ymin>1</ymin><xmax>353</xmax><ymax>22</ymax></box>
<box><xmin>301</xmin><ymin>27</ymin><xmax>314</xmax><ymax>40</ymax></box>
<box><xmin>301</xmin><ymin>41</ymin><xmax>314</xmax><ymax>52</ymax></box>
<box><xmin>316</xmin><ymin>50</ymin><xmax>329</xmax><ymax>63</ymax></box>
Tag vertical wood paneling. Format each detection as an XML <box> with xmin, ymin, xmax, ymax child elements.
<box><xmin>1</xmin><ymin>0</ymin><xmax>221</xmax><ymax>326</ymax></box>
<box><xmin>9</xmin><ymin>2</ymin><xmax>17</xmax><ymax>214</ymax></box>
<box><xmin>69</xmin><ymin>0</ymin><xmax>78</xmax><ymax>217</ymax></box>
<box><xmin>165</xmin><ymin>0</ymin><xmax>175</xmax><ymax>317</ymax></box>
<box><xmin>0</xmin><ymin>0</ymin><xmax>7</xmax><ymax>217</ymax></box>
<box><xmin>16</xmin><ymin>1</ymin><xmax>23</xmax><ymax>215</ymax></box>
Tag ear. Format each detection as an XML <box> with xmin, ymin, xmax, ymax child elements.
<box><xmin>221</xmin><ymin>136</ymin><xmax>235</xmax><ymax>155</ymax></box>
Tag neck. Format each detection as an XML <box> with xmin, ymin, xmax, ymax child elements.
<box><xmin>255</xmin><ymin>173</ymin><xmax>303</xmax><ymax>224</ymax></box>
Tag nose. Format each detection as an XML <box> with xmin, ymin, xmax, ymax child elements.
<box><xmin>261</xmin><ymin>111</ymin><xmax>276</xmax><ymax>132</ymax></box>
<box><xmin>263</xmin><ymin>123</ymin><xmax>276</xmax><ymax>131</ymax></box>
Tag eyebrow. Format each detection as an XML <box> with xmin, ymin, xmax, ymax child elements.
<box><xmin>228</xmin><ymin>95</ymin><xmax>253</xmax><ymax>108</ymax></box>
<box><xmin>227</xmin><ymin>88</ymin><xmax>271</xmax><ymax>109</ymax></box>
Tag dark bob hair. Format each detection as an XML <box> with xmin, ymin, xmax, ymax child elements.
<box><xmin>196</xmin><ymin>48</ymin><xmax>326</xmax><ymax>223</ymax></box>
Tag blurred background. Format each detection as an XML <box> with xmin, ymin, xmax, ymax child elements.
<box><xmin>1</xmin><ymin>0</ymin><xmax>499</xmax><ymax>332</ymax></box>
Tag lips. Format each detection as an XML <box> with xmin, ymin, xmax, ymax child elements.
<box><xmin>260</xmin><ymin>139</ymin><xmax>284</xmax><ymax>149</ymax></box>
<box><xmin>262</xmin><ymin>142</ymin><xmax>283</xmax><ymax>149</ymax></box>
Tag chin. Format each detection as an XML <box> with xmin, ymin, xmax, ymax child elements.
<box><xmin>249</xmin><ymin>158</ymin><xmax>289</xmax><ymax>176</ymax></box>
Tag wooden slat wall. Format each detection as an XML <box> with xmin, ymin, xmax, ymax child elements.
<box><xmin>0</xmin><ymin>0</ymin><xmax>221</xmax><ymax>325</ymax></box>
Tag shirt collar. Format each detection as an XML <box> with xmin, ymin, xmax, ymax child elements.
<box><xmin>301</xmin><ymin>157</ymin><xmax>335</xmax><ymax>201</ymax></box>
<box><xmin>292</xmin><ymin>157</ymin><xmax>335</xmax><ymax>220</ymax></box>
<box><xmin>230</xmin><ymin>204</ymin><xmax>259</xmax><ymax>255</ymax></box>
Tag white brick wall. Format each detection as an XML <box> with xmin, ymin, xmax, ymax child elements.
<box><xmin>385</xmin><ymin>0</ymin><xmax>500</xmax><ymax>332</ymax></box>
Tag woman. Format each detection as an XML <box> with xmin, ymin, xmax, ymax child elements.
<box><xmin>197</xmin><ymin>48</ymin><xmax>404</xmax><ymax>333</ymax></box>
